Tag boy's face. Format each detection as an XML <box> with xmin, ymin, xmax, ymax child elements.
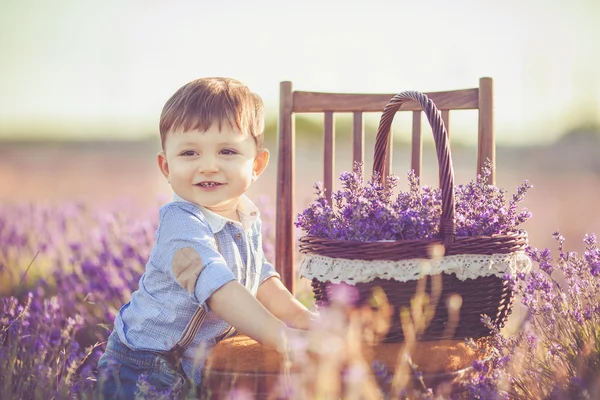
<box><xmin>158</xmin><ymin>123</ymin><xmax>269</xmax><ymax>219</ymax></box>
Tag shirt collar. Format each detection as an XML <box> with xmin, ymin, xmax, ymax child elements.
<box><xmin>172</xmin><ymin>193</ymin><xmax>260</xmax><ymax>233</ymax></box>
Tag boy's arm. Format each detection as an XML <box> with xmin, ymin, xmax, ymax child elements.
<box><xmin>207</xmin><ymin>280</ymin><xmax>292</xmax><ymax>353</ymax></box>
<box><xmin>256</xmin><ymin>276</ymin><xmax>317</xmax><ymax>330</ymax></box>
<box><xmin>159</xmin><ymin>205</ymin><xmax>297</xmax><ymax>353</ymax></box>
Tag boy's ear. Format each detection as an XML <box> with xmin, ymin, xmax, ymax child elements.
<box><xmin>252</xmin><ymin>148</ymin><xmax>270</xmax><ymax>182</ymax></box>
<box><xmin>157</xmin><ymin>151</ymin><xmax>170</xmax><ymax>181</ymax></box>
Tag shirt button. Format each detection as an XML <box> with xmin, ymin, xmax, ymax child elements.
<box><xmin>235</xmin><ymin>233</ymin><xmax>242</xmax><ymax>240</ymax></box>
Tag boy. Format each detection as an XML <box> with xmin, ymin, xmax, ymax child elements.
<box><xmin>96</xmin><ymin>77</ymin><xmax>314</xmax><ymax>399</ymax></box>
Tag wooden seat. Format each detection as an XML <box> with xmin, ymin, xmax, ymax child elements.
<box><xmin>203</xmin><ymin>334</ymin><xmax>490</xmax><ymax>398</ymax></box>
<box><xmin>206</xmin><ymin>335</ymin><xmax>486</xmax><ymax>375</ymax></box>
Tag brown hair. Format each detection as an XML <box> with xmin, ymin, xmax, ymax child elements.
<box><xmin>159</xmin><ymin>77</ymin><xmax>265</xmax><ymax>148</ymax></box>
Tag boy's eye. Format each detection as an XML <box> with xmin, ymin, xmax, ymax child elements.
<box><xmin>220</xmin><ymin>149</ymin><xmax>238</xmax><ymax>155</ymax></box>
<box><xmin>180</xmin><ymin>150</ymin><xmax>198</xmax><ymax>156</ymax></box>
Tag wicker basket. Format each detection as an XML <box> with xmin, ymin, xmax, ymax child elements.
<box><xmin>299</xmin><ymin>91</ymin><xmax>529</xmax><ymax>342</ymax></box>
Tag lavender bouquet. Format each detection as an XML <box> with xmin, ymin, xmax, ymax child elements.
<box><xmin>296</xmin><ymin>161</ymin><xmax>532</xmax><ymax>242</ymax></box>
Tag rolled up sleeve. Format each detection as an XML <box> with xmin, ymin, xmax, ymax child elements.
<box><xmin>155</xmin><ymin>204</ymin><xmax>236</xmax><ymax>309</ymax></box>
<box><xmin>259</xmin><ymin>257</ymin><xmax>280</xmax><ymax>285</ymax></box>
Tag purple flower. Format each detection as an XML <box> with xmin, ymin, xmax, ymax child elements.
<box><xmin>296</xmin><ymin>160</ymin><xmax>531</xmax><ymax>242</ymax></box>
<box><xmin>465</xmin><ymin>232</ymin><xmax>600</xmax><ymax>398</ymax></box>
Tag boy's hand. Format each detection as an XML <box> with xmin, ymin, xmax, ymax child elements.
<box><xmin>290</xmin><ymin>310</ymin><xmax>319</xmax><ymax>330</ymax></box>
<box><xmin>278</xmin><ymin>326</ymin><xmax>312</xmax><ymax>366</ymax></box>
<box><xmin>257</xmin><ymin>277</ymin><xmax>318</xmax><ymax>330</ymax></box>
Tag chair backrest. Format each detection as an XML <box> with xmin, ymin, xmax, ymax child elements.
<box><xmin>275</xmin><ymin>77</ymin><xmax>494</xmax><ymax>293</ymax></box>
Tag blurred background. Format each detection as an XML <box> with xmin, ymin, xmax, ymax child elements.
<box><xmin>1</xmin><ymin>0</ymin><xmax>599</xmax><ymax>254</ymax></box>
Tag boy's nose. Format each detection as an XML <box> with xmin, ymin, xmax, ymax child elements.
<box><xmin>197</xmin><ymin>156</ymin><xmax>219</xmax><ymax>173</ymax></box>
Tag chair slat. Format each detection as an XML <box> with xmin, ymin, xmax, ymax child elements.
<box><xmin>411</xmin><ymin>111</ymin><xmax>422</xmax><ymax>177</ymax></box>
<box><xmin>276</xmin><ymin>82</ymin><xmax>296</xmax><ymax>292</ymax></box>
<box><xmin>292</xmin><ymin>88</ymin><xmax>478</xmax><ymax>113</ymax></box>
<box><xmin>324</xmin><ymin>112</ymin><xmax>335</xmax><ymax>205</ymax></box>
<box><xmin>353</xmin><ymin>111</ymin><xmax>364</xmax><ymax>165</ymax></box>
<box><xmin>477</xmin><ymin>77</ymin><xmax>495</xmax><ymax>184</ymax></box>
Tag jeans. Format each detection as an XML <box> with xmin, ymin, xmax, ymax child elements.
<box><xmin>96</xmin><ymin>331</ymin><xmax>192</xmax><ymax>399</ymax></box>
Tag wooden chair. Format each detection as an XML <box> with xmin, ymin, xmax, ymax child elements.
<box><xmin>275</xmin><ymin>77</ymin><xmax>495</xmax><ymax>293</ymax></box>
<box><xmin>203</xmin><ymin>79</ymin><xmax>496</xmax><ymax>397</ymax></box>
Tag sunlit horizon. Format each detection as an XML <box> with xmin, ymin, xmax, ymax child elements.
<box><xmin>1</xmin><ymin>0</ymin><xmax>598</xmax><ymax>144</ymax></box>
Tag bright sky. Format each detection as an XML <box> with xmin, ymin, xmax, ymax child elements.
<box><xmin>0</xmin><ymin>0</ymin><xmax>598</xmax><ymax>144</ymax></box>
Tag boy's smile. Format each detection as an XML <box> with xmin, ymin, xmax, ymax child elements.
<box><xmin>158</xmin><ymin>123</ymin><xmax>269</xmax><ymax>220</ymax></box>
<box><xmin>196</xmin><ymin>181</ymin><xmax>223</xmax><ymax>188</ymax></box>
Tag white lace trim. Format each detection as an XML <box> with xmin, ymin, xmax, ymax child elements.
<box><xmin>300</xmin><ymin>252</ymin><xmax>532</xmax><ymax>284</ymax></box>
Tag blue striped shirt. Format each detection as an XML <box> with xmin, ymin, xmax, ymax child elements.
<box><xmin>113</xmin><ymin>194</ymin><xmax>280</xmax><ymax>385</ymax></box>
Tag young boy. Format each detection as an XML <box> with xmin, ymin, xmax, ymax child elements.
<box><xmin>96</xmin><ymin>77</ymin><xmax>314</xmax><ymax>399</ymax></box>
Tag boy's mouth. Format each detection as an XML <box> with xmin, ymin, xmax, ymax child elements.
<box><xmin>196</xmin><ymin>181</ymin><xmax>223</xmax><ymax>188</ymax></box>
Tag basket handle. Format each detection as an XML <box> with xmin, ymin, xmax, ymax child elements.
<box><xmin>372</xmin><ymin>91</ymin><xmax>456</xmax><ymax>248</ymax></box>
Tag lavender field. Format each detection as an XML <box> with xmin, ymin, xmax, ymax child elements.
<box><xmin>1</xmin><ymin>135</ymin><xmax>599</xmax><ymax>399</ymax></box>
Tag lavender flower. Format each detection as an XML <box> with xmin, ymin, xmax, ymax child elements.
<box><xmin>296</xmin><ymin>160</ymin><xmax>532</xmax><ymax>241</ymax></box>
<box><xmin>465</xmin><ymin>232</ymin><xmax>600</xmax><ymax>399</ymax></box>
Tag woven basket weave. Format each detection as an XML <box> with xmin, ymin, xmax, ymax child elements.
<box><xmin>299</xmin><ymin>91</ymin><xmax>528</xmax><ymax>342</ymax></box>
